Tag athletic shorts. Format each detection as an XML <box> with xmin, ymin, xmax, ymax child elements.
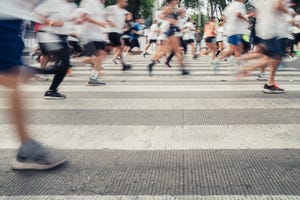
<box><xmin>0</xmin><ymin>20</ymin><xmax>24</xmax><ymax>72</ymax></box>
<box><xmin>228</xmin><ymin>34</ymin><xmax>243</xmax><ymax>46</ymax></box>
<box><xmin>205</xmin><ymin>37</ymin><xmax>216</xmax><ymax>43</ymax></box>
<box><xmin>294</xmin><ymin>33</ymin><xmax>300</xmax><ymax>44</ymax></box>
<box><xmin>122</xmin><ymin>37</ymin><xmax>131</xmax><ymax>46</ymax></box>
<box><xmin>262</xmin><ymin>37</ymin><xmax>284</xmax><ymax>60</ymax></box>
<box><xmin>165</xmin><ymin>25</ymin><xmax>180</xmax><ymax>37</ymax></box>
<box><xmin>149</xmin><ymin>39</ymin><xmax>157</xmax><ymax>44</ymax></box>
<box><xmin>108</xmin><ymin>32</ymin><xmax>122</xmax><ymax>47</ymax></box>
<box><xmin>83</xmin><ymin>41</ymin><xmax>107</xmax><ymax>56</ymax></box>
<box><xmin>252</xmin><ymin>35</ymin><xmax>263</xmax><ymax>45</ymax></box>
<box><xmin>130</xmin><ymin>39</ymin><xmax>140</xmax><ymax>48</ymax></box>
<box><xmin>185</xmin><ymin>39</ymin><xmax>195</xmax><ymax>44</ymax></box>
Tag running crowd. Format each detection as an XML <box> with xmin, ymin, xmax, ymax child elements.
<box><xmin>0</xmin><ymin>0</ymin><xmax>299</xmax><ymax>170</ymax></box>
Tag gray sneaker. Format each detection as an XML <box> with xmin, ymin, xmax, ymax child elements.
<box><xmin>257</xmin><ymin>73</ymin><xmax>268</xmax><ymax>81</ymax></box>
<box><xmin>87</xmin><ymin>78</ymin><xmax>106</xmax><ymax>86</ymax></box>
<box><xmin>12</xmin><ymin>139</ymin><xmax>67</xmax><ymax>170</ymax></box>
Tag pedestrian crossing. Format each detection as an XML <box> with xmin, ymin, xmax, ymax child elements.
<box><xmin>0</xmin><ymin>55</ymin><xmax>299</xmax><ymax>199</ymax></box>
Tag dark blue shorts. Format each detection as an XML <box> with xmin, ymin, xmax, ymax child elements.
<box><xmin>262</xmin><ymin>37</ymin><xmax>283</xmax><ymax>60</ymax></box>
<box><xmin>228</xmin><ymin>34</ymin><xmax>243</xmax><ymax>46</ymax></box>
<box><xmin>0</xmin><ymin>20</ymin><xmax>24</xmax><ymax>72</ymax></box>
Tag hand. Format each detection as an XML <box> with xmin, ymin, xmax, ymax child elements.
<box><xmin>53</xmin><ymin>21</ymin><xmax>64</xmax><ymax>27</ymax></box>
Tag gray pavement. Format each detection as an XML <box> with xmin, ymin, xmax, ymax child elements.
<box><xmin>0</xmin><ymin>54</ymin><xmax>299</xmax><ymax>199</ymax></box>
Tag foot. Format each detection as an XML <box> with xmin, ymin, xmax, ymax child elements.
<box><xmin>256</xmin><ymin>73</ymin><xmax>268</xmax><ymax>81</ymax></box>
<box><xmin>181</xmin><ymin>69</ymin><xmax>189</xmax><ymax>75</ymax></box>
<box><xmin>12</xmin><ymin>139</ymin><xmax>67</xmax><ymax>170</ymax></box>
<box><xmin>87</xmin><ymin>78</ymin><xmax>106</xmax><ymax>86</ymax></box>
<box><xmin>35</xmin><ymin>74</ymin><xmax>49</xmax><ymax>81</ymax></box>
<box><xmin>122</xmin><ymin>64</ymin><xmax>132</xmax><ymax>71</ymax></box>
<box><xmin>165</xmin><ymin>61</ymin><xmax>172</xmax><ymax>68</ymax></box>
<box><xmin>148</xmin><ymin>62</ymin><xmax>156</xmax><ymax>76</ymax></box>
<box><xmin>44</xmin><ymin>90</ymin><xmax>66</xmax><ymax>100</ymax></box>
<box><xmin>263</xmin><ymin>84</ymin><xmax>285</xmax><ymax>94</ymax></box>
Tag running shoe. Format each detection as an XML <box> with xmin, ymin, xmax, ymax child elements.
<box><xmin>181</xmin><ymin>69</ymin><xmax>189</xmax><ymax>75</ymax></box>
<box><xmin>165</xmin><ymin>61</ymin><xmax>172</xmax><ymax>68</ymax></box>
<box><xmin>122</xmin><ymin>64</ymin><xmax>132</xmax><ymax>71</ymax></box>
<box><xmin>256</xmin><ymin>73</ymin><xmax>268</xmax><ymax>81</ymax></box>
<box><xmin>148</xmin><ymin>62</ymin><xmax>156</xmax><ymax>76</ymax></box>
<box><xmin>35</xmin><ymin>74</ymin><xmax>49</xmax><ymax>81</ymax></box>
<box><xmin>12</xmin><ymin>139</ymin><xmax>67</xmax><ymax>170</ymax></box>
<box><xmin>87</xmin><ymin>78</ymin><xmax>106</xmax><ymax>86</ymax></box>
<box><xmin>44</xmin><ymin>90</ymin><xmax>66</xmax><ymax>100</ymax></box>
<box><xmin>211</xmin><ymin>61</ymin><xmax>220</xmax><ymax>74</ymax></box>
<box><xmin>263</xmin><ymin>84</ymin><xmax>285</xmax><ymax>94</ymax></box>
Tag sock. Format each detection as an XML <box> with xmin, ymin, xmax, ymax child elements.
<box><xmin>90</xmin><ymin>69</ymin><xmax>98</xmax><ymax>80</ymax></box>
<box><xmin>121</xmin><ymin>53</ymin><xmax>128</xmax><ymax>65</ymax></box>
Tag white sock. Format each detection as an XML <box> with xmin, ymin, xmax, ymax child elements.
<box><xmin>121</xmin><ymin>53</ymin><xmax>129</xmax><ymax>65</ymax></box>
<box><xmin>90</xmin><ymin>69</ymin><xmax>98</xmax><ymax>80</ymax></box>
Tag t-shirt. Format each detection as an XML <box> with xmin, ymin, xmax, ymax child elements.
<box><xmin>131</xmin><ymin>22</ymin><xmax>143</xmax><ymax>40</ymax></box>
<box><xmin>183</xmin><ymin>22</ymin><xmax>195</xmax><ymax>40</ymax></box>
<box><xmin>254</xmin><ymin>0</ymin><xmax>284</xmax><ymax>39</ymax></box>
<box><xmin>80</xmin><ymin>0</ymin><xmax>107</xmax><ymax>42</ymax></box>
<box><xmin>223</xmin><ymin>1</ymin><xmax>248</xmax><ymax>36</ymax></box>
<box><xmin>0</xmin><ymin>0</ymin><xmax>42</xmax><ymax>21</ymax></box>
<box><xmin>148</xmin><ymin>23</ymin><xmax>159</xmax><ymax>40</ymax></box>
<box><xmin>106</xmin><ymin>5</ymin><xmax>127</xmax><ymax>33</ymax></box>
<box><xmin>34</xmin><ymin>0</ymin><xmax>77</xmax><ymax>35</ymax></box>
<box><xmin>216</xmin><ymin>26</ymin><xmax>226</xmax><ymax>41</ymax></box>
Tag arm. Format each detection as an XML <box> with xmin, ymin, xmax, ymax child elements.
<box><xmin>82</xmin><ymin>13</ymin><xmax>106</xmax><ymax>27</ymax></box>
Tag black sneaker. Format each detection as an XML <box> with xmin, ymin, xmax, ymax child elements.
<box><xmin>44</xmin><ymin>90</ymin><xmax>66</xmax><ymax>100</ymax></box>
<box><xmin>148</xmin><ymin>62</ymin><xmax>156</xmax><ymax>76</ymax></box>
<box><xmin>165</xmin><ymin>61</ymin><xmax>172</xmax><ymax>68</ymax></box>
<box><xmin>122</xmin><ymin>64</ymin><xmax>132</xmax><ymax>71</ymax></box>
<box><xmin>181</xmin><ymin>69</ymin><xmax>189</xmax><ymax>75</ymax></box>
<box><xmin>87</xmin><ymin>78</ymin><xmax>106</xmax><ymax>86</ymax></box>
<box><xmin>263</xmin><ymin>84</ymin><xmax>285</xmax><ymax>94</ymax></box>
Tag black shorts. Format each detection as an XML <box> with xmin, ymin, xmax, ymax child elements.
<box><xmin>83</xmin><ymin>41</ymin><xmax>107</xmax><ymax>56</ymax></box>
<box><xmin>185</xmin><ymin>39</ymin><xmax>194</xmax><ymax>44</ymax></box>
<box><xmin>122</xmin><ymin>37</ymin><xmax>131</xmax><ymax>46</ymax></box>
<box><xmin>294</xmin><ymin>33</ymin><xmax>300</xmax><ymax>44</ymax></box>
<box><xmin>262</xmin><ymin>37</ymin><xmax>284</xmax><ymax>60</ymax></box>
<box><xmin>205</xmin><ymin>37</ymin><xmax>216</xmax><ymax>43</ymax></box>
<box><xmin>130</xmin><ymin>39</ymin><xmax>140</xmax><ymax>48</ymax></box>
<box><xmin>108</xmin><ymin>32</ymin><xmax>122</xmax><ymax>47</ymax></box>
<box><xmin>149</xmin><ymin>39</ymin><xmax>157</xmax><ymax>44</ymax></box>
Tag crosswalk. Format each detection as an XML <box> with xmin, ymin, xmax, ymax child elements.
<box><xmin>0</xmin><ymin>54</ymin><xmax>299</xmax><ymax>200</ymax></box>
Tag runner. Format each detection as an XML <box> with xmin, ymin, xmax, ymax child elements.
<box><xmin>0</xmin><ymin>0</ymin><xmax>66</xmax><ymax>170</ymax></box>
<box><xmin>106</xmin><ymin>0</ymin><xmax>133</xmax><ymax>71</ymax></box>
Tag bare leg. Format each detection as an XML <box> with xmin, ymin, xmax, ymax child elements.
<box><xmin>0</xmin><ymin>69</ymin><xmax>30</xmax><ymax>144</ymax></box>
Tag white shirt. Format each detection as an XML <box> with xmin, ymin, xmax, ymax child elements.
<box><xmin>183</xmin><ymin>21</ymin><xmax>195</xmax><ymax>40</ymax></box>
<box><xmin>34</xmin><ymin>0</ymin><xmax>77</xmax><ymax>35</ymax></box>
<box><xmin>80</xmin><ymin>0</ymin><xmax>107</xmax><ymax>42</ymax></box>
<box><xmin>223</xmin><ymin>1</ymin><xmax>248</xmax><ymax>36</ymax></box>
<box><xmin>148</xmin><ymin>23</ymin><xmax>159</xmax><ymax>40</ymax></box>
<box><xmin>0</xmin><ymin>0</ymin><xmax>42</xmax><ymax>21</ymax></box>
<box><xmin>254</xmin><ymin>0</ymin><xmax>284</xmax><ymax>39</ymax></box>
<box><xmin>106</xmin><ymin>5</ymin><xmax>127</xmax><ymax>33</ymax></box>
<box><xmin>216</xmin><ymin>26</ymin><xmax>226</xmax><ymax>41</ymax></box>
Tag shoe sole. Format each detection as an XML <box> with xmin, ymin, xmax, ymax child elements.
<box><xmin>86</xmin><ymin>83</ymin><xmax>106</xmax><ymax>86</ymax></box>
<box><xmin>11</xmin><ymin>158</ymin><xmax>67</xmax><ymax>170</ymax></box>
<box><xmin>257</xmin><ymin>78</ymin><xmax>268</xmax><ymax>81</ymax></box>
<box><xmin>263</xmin><ymin>89</ymin><xmax>285</xmax><ymax>94</ymax></box>
<box><xmin>44</xmin><ymin>97</ymin><xmax>66</xmax><ymax>100</ymax></box>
